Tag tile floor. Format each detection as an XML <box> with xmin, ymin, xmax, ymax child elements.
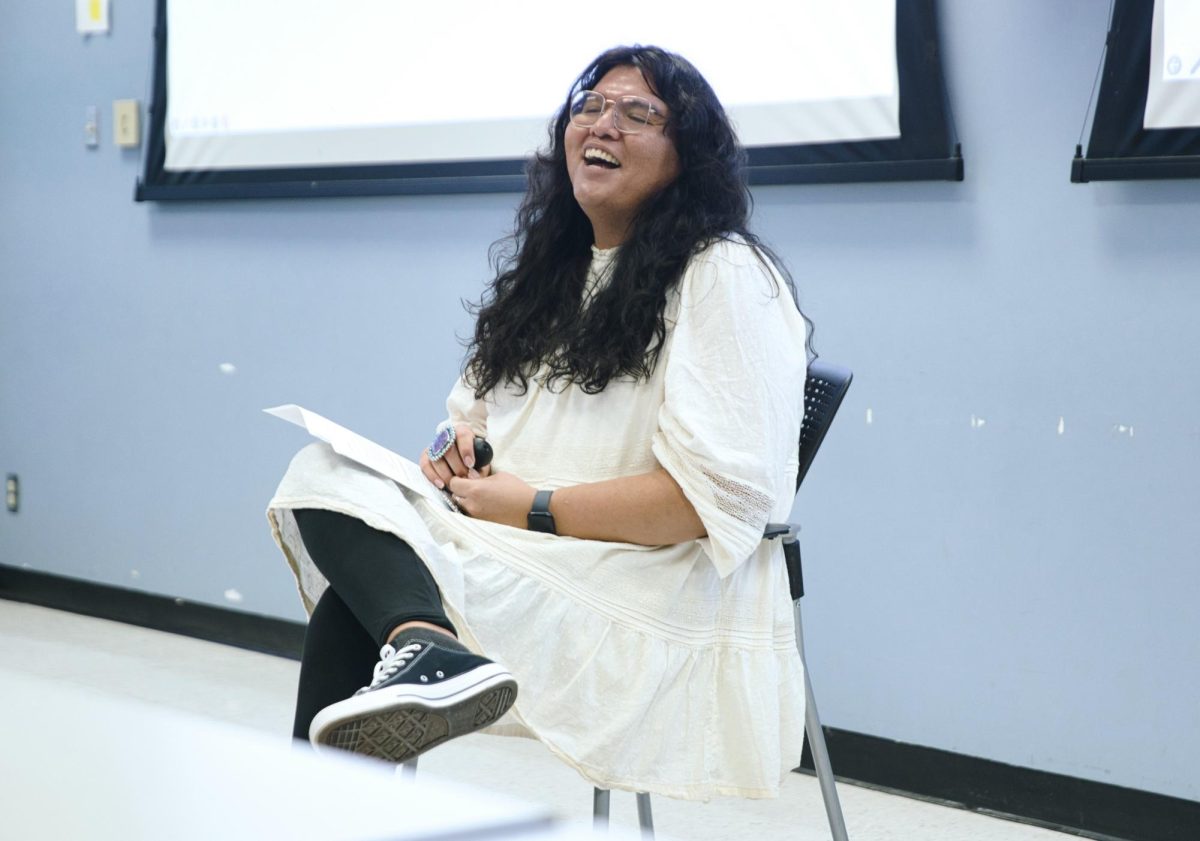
<box><xmin>0</xmin><ymin>599</ymin><xmax>1078</xmax><ymax>841</ymax></box>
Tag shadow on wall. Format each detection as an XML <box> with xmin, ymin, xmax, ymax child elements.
<box><xmin>751</xmin><ymin>180</ymin><xmax>980</xmax><ymax>256</ymax></box>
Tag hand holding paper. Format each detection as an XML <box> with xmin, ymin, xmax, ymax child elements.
<box><xmin>264</xmin><ymin>404</ymin><xmax>453</xmax><ymax>510</ymax></box>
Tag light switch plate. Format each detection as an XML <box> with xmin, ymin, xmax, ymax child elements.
<box><xmin>114</xmin><ymin>99</ymin><xmax>140</xmax><ymax>147</ymax></box>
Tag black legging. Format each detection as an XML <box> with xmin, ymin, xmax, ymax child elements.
<box><xmin>290</xmin><ymin>508</ymin><xmax>457</xmax><ymax>740</ymax></box>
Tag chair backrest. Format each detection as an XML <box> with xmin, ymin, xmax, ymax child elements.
<box><xmin>796</xmin><ymin>361</ymin><xmax>853</xmax><ymax>491</ymax></box>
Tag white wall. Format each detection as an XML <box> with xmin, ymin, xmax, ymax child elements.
<box><xmin>1</xmin><ymin>1</ymin><xmax>1196</xmax><ymax>802</ymax></box>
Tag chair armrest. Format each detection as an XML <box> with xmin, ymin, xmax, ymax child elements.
<box><xmin>763</xmin><ymin>522</ymin><xmax>794</xmax><ymax>540</ymax></box>
<box><xmin>762</xmin><ymin>522</ymin><xmax>804</xmax><ymax>601</ymax></box>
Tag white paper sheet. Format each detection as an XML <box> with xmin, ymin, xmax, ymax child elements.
<box><xmin>265</xmin><ymin>404</ymin><xmax>452</xmax><ymax>510</ymax></box>
<box><xmin>76</xmin><ymin>0</ymin><xmax>110</xmax><ymax>34</ymax></box>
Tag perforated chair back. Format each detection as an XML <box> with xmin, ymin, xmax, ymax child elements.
<box><xmin>775</xmin><ymin>360</ymin><xmax>853</xmax><ymax>602</ymax></box>
<box><xmin>796</xmin><ymin>360</ymin><xmax>854</xmax><ymax>491</ymax></box>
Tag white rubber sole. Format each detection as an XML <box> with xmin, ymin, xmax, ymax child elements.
<box><xmin>309</xmin><ymin>663</ymin><xmax>517</xmax><ymax>763</ymax></box>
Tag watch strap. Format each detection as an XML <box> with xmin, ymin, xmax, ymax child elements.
<box><xmin>527</xmin><ymin>489</ymin><xmax>557</xmax><ymax>534</ymax></box>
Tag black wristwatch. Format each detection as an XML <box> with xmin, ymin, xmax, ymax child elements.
<box><xmin>527</xmin><ymin>489</ymin><xmax>557</xmax><ymax>534</ymax></box>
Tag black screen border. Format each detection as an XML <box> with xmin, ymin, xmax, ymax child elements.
<box><xmin>1073</xmin><ymin>0</ymin><xmax>1200</xmax><ymax>183</ymax></box>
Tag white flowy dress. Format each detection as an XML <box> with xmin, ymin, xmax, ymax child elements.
<box><xmin>268</xmin><ymin>238</ymin><xmax>810</xmax><ymax>800</ymax></box>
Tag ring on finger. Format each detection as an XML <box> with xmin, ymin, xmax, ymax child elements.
<box><xmin>428</xmin><ymin>421</ymin><xmax>456</xmax><ymax>461</ymax></box>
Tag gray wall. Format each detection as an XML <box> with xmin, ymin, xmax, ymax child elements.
<box><xmin>2</xmin><ymin>1</ymin><xmax>1196</xmax><ymax>803</ymax></box>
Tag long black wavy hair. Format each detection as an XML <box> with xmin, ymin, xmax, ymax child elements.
<box><xmin>464</xmin><ymin>45</ymin><xmax>805</xmax><ymax>397</ymax></box>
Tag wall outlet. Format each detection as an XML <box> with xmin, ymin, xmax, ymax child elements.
<box><xmin>5</xmin><ymin>474</ymin><xmax>17</xmax><ymax>513</ymax></box>
<box><xmin>114</xmin><ymin>99</ymin><xmax>140</xmax><ymax>148</ymax></box>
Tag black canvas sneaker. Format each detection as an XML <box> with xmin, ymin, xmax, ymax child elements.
<box><xmin>309</xmin><ymin>635</ymin><xmax>517</xmax><ymax>763</ymax></box>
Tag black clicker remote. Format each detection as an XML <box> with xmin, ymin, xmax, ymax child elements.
<box><xmin>472</xmin><ymin>437</ymin><xmax>494</xmax><ymax>469</ymax></box>
<box><xmin>446</xmin><ymin>438</ymin><xmax>494</xmax><ymax>516</ymax></box>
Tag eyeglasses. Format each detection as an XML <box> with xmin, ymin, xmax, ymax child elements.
<box><xmin>569</xmin><ymin>90</ymin><xmax>666</xmax><ymax>134</ymax></box>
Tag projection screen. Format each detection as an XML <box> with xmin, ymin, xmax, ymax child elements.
<box><xmin>137</xmin><ymin>0</ymin><xmax>961</xmax><ymax>199</ymax></box>
<box><xmin>1144</xmin><ymin>0</ymin><xmax>1200</xmax><ymax>130</ymax></box>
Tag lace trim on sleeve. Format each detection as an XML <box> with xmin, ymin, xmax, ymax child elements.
<box><xmin>701</xmin><ymin>465</ymin><xmax>774</xmax><ymax>527</ymax></box>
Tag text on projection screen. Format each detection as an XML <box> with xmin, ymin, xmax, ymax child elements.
<box><xmin>1145</xmin><ymin>0</ymin><xmax>1200</xmax><ymax>130</ymax></box>
<box><xmin>164</xmin><ymin>0</ymin><xmax>899</xmax><ymax>171</ymax></box>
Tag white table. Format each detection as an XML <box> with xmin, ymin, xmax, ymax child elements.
<box><xmin>0</xmin><ymin>668</ymin><xmax>572</xmax><ymax>840</ymax></box>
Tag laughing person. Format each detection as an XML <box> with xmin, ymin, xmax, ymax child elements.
<box><xmin>268</xmin><ymin>44</ymin><xmax>812</xmax><ymax>799</ymax></box>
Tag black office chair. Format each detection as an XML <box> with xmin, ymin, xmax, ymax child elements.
<box><xmin>593</xmin><ymin>360</ymin><xmax>854</xmax><ymax>840</ymax></box>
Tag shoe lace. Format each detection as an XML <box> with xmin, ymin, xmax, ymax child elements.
<box><xmin>362</xmin><ymin>642</ymin><xmax>422</xmax><ymax>691</ymax></box>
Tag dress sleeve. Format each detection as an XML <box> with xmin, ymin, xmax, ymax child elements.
<box><xmin>651</xmin><ymin>241</ymin><xmax>808</xmax><ymax>578</ymax></box>
<box><xmin>445</xmin><ymin>375</ymin><xmax>488</xmax><ymax>437</ymax></box>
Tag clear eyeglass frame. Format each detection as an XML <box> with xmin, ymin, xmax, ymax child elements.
<box><xmin>569</xmin><ymin>90</ymin><xmax>665</xmax><ymax>134</ymax></box>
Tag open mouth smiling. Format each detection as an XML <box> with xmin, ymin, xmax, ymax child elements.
<box><xmin>584</xmin><ymin>148</ymin><xmax>621</xmax><ymax>169</ymax></box>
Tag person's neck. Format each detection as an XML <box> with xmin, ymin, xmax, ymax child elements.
<box><xmin>590</xmin><ymin>218</ymin><xmax>629</xmax><ymax>250</ymax></box>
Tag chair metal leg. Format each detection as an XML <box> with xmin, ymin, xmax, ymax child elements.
<box><xmin>795</xmin><ymin>601</ymin><xmax>850</xmax><ymax>841</ymax></box>
<box><xmin>399</xmin><ymin>756</ymin><xmax>419</xmax><ymax>780</ymax></box>
<box><xmin>635</xmin><ymin>792</ymin><xmax>655</xmax><ymax>839</ymax></box>
<box><xmin>593</xmin><ymin>788</ymin><xmax>610</xmax><ymax>830</ymax></box>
